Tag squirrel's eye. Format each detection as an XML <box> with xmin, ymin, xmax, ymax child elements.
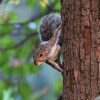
<box><xmin>39</xmin><ymin>53</ymin><xmax>43</xmax><ymax>57</ymax></box>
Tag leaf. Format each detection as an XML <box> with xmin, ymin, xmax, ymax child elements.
<box><xmin>40</xmin><ymin>0</ymin><xmax>49</xmax><ymax>8</ymax></box>
<box><xmin>0</xmin><ymin>81</ymin><xmax>6</xmax><ymax>91</ymax></box>
<box><xmin>0</xmin><ymin>52</ymin><xmax>9</xmax><ymax>68</ymax></box>
<box><xmin>27</xmin><ymin>0</ymin><xmax>36</xmax><ymax>8</ymax></box>
<box><xmin>54</xmin><ymin>0</ymin><xmax>61</xmax><ymax>10</ymax></box>
<box><xmin>53</xmin><ymin>80</ymin><xmax>63</xmax><ymax>95</ymax></box>
<box><xmin>19</xmin><ymin>83</ymin><xmax>30</xmax><ymax>100</ymax></box>
<box><xmin>23</xmin><ymin>63</ymin><xmax>41</xmax><ymax>74</ymax></box>
<box><xmin>2</xmin><ymin>88</ymin><xmax>14</xmax><ymax>100</ymax></box>
<box><xmin>0</xmin><ymin>36</ymin><xmax>16</xmax><ymax>48</ymax></box>
<box><xmin>9</xmin><ymin>11</ymin><xmax>18</xmax><ymax>23</ymax></box>
<box><xmin>0</xmin><ymin>26</ymin><xmax>13</xmax><ymax>36</ymax></box>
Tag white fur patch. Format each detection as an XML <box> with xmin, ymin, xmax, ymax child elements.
<box><xmin>37</xmin><ymin>62</ymin><xmax>44</xmax><ymax>65</ymax></box>
<box><xmin>48</xmin><ymin>44</ymin><xmax>60</xmax><ymax>57</ymax></box>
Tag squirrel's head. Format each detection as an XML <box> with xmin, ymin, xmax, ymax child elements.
<box><xmin>33</xmin><ymin>44</ymin><xmax>48</xmax><ymax>65</ymax></box>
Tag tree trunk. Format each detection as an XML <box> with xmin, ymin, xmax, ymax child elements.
<box><xmin>61</xmin><ymin>0</ymin><xmax>100</xmax><ymax>100</ymax></box>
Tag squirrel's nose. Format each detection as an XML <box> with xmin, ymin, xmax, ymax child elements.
<box><xmin>34</xmin><ymin>60</ymin><xmax>43</xmax><ymax>66</ymax></box>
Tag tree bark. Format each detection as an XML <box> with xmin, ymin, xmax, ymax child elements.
<box><xmin>61</xmin><ymin>0</ymin><xmax>100</xmax><ymax>100</ymax></box>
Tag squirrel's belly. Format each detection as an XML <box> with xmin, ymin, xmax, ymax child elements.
<box><xmin>48</xmin><ymin>44</ymin><xmax>57</xmax><ymax>57</ymax></box>
<box><xmin>48</xmin><ymin>45</ymin><xmax>60</xmax><ymax>59</ymax></box>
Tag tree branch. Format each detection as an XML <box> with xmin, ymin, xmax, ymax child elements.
<box><xmin>0</xmin><ymin>32</ymin><xmax>37</xmax><ymax>52</ymax></box>
<box><xmin>3</xmin><ymin>0</ymin><xmax>59</xmax><ymax>26</ymax></box>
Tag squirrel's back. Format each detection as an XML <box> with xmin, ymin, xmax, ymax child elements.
<box><xmin>38</xmin><ymin>13</ymin><xmax>61</xmax><ymax>41</ymax></box>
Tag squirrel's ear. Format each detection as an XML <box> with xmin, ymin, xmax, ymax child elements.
<box><xmin>40</xmin><ymin>45</ymin><xmax>45</xmax><ymax>50</ymax></box>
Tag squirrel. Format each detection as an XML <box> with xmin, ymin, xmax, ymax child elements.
<box><xmin>33</xmin><ymin>13</ymin><xmax>63</xmax><ymax>73</ymax></box>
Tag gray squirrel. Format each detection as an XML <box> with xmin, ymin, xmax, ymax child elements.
<box><xmin>33</xmin><ymin>13</ymin><xmax>63</xmax><ymax>100</ymax></box>
<box><xmin>33</xmin><ymin>13</ymin><xmax>63</xmax><ymax>73</ymax></box>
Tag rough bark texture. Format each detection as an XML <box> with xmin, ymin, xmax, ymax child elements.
<box><xmin>61</xmin><ymin>0</ymin><xmax>100</xmax><ymax>100</ymax></box>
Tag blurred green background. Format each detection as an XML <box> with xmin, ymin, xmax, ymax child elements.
<box><xmin>0</xmin><ymin>0</ymin><xmax>62</xmax><ymax>100</ymax></box>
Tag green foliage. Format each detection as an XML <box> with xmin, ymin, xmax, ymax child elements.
<box><xmin>1</xmin><ymin>36</ymin><xmax>16</xmax><ymax>48</ymax></box>
<box><xmin>0</xmin><ymin>11</ymin><xmax>17</xmax><ymax>24</ymax></box>
<box><xmin>53</xmin><ymin>79</ymin><xmax>63</xmax><ymax>96</ymax></box>
<box><xmin>2</xmin><ymin>88</ymin><xmax>14</xmax><ymax>100</ymax></box>
<box><xmin>0</xmin><ymin>0</ymin><xmax>61</xmax><ymax>100</ymax></box>
<box><xmin>27</xmin><ymin>0</ymin><xmax>37</xmax><ymax>8</ymax></box>
<box><xmin>0</xmin><ymin>26</ymin><xmax>13</xmax><ymax>36</ymax></box>
<box><xmin>54</xmin><ymin>0</ymin><xmax>61</xmax><ymax>10</ymax></box>
<box><xmin>9</xmin><ymin>11</ymin><xmax>18</xmax><ymax>23</ymax></box>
